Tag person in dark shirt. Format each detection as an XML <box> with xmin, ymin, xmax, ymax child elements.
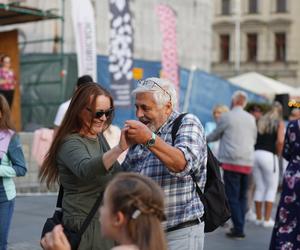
<box><xmin>253</xmin><ymin>102</ymin><xmax>285</xmax><ymax>227</ymax></box>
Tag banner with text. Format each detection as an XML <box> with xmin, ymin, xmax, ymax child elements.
<box><xmin>72</xmin><ymin>0</ymin><xmax>97</xmax><ymax>81</ymax></box>
<box><xmin>109</xmin><ymin>0</ymin><xmax>134</xmax><ymax>106</ymax></box>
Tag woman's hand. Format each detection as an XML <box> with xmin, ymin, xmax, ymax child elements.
<box><xmin>118</xmin><ymin>128</ymin><xmax>130</xmax><ymax>151</ymax></box>
<box><xmin>40</xmin><ymin>225</ymin><xmax>71</xmax><ymax>250</ymax></box>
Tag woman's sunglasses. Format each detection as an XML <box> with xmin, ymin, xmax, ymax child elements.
<box><xmin>86</xmin><ymin>107</ymin><xmax>114</xmax><ymax>119</ymax></box>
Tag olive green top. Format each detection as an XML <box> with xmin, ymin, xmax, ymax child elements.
<box><xmin>57</xmin><ymin>133</ymin><xmax>120</xmax><ymax>250</ymax></box>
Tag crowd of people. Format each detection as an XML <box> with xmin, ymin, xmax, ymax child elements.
<box><xmin>0</xmin><ymin>74</ymin><xmax>299</xmax><ymax>250</ymax></box>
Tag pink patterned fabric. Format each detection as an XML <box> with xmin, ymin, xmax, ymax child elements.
<box><xmin>0</xmin><ymin>68</ymin><xmax>16</xmax><ymax>90</ymax></box>
<box><xmin>156</xmin><ymin>4</ymin><xmax>179</xmax><ymax>99</ymax></box>
<box><xmin>0</xmin><ymin>130</ymin><xmax>14</xmax><ymax>159</ymax></box>
<box><xmin>31</xmin><ymin>128</ymin><xmax>54</xmax><ymax>167</ymax></box>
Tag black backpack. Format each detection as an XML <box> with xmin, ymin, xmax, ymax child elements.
<box><xmin>171</xmin><ymin>113</ymin><xmax>231</xmax><ymax>233</ymax></box>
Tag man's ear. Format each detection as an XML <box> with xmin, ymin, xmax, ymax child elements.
<box><xmin>114</xmin><ymin>211</ymin><xmax>126</xmax><ymax>226</ymax></box>
<box><xmin>165</xmin><ymin>101</ymin><xmax>172</xmax><ymax>114</ymax></box>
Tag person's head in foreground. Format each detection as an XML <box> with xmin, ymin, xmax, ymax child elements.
<box><xmin>100</xmin><ymin>172</ymin><xmax>167</xmax><ymax>250</ymax></box>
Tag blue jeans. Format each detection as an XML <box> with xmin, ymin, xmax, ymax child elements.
<box><xmin>0</xmin><ymin>199</ymin><xmax>15</xmax><ymax>250</ymax></box>
<box><xmin>223</xmin><ymin>170</ymin><xmax>248</xmax><ymax>234</ymax></box>
<box><xmin>167</xmin><ymin>222</ymin><xmax>205</xmax><ymax>250</ymax></box>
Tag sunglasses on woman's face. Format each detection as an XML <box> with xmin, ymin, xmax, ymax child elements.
<box><xmin>86</xmin><ymin>107</ymin><xmax>114</xmax><ymax>119</ymax></box>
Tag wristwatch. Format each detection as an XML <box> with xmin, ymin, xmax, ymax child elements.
<box><xmin>145</xmin><ymin>132</ymin><xmax>156</xmax><ymax>148</ymax></box>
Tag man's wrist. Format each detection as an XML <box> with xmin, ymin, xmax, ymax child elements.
<box><xmin>145</xmin><ymin>132</ymin><xmax>156</xmax><ymax>148</ymax></box>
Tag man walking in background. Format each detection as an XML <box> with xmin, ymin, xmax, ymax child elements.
<box><xmin>207</xmin><ymin>91</ymin><xmax>257</xmax><ymax>239</ymax></box>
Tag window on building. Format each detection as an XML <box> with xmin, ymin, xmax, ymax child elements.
<box><xmin>275</xmin><ymin>33</ymin><xmax>286</xmax><ymax>61</ymax></box>
<box><xmin>222</xmin><ymin>0</ymin><xmax>230</xmax><ymax>15</ymax></box>
<box><xmin>276</xmin><ymin>0</ymin><xmax>287</xmax><ymax>12</ymax></box>
<box><xmin>220</xmin><ymin>34</ymin><xmax>230</xmax><ymax>62</ymax></box>
<box><xmin>247</xmin><ymin>33</ymin><xmax>257</xmax><ymax>61</ymax></box>
<box><xmin>249</xmin><ymin>0</ymin><xmax>258</xmax><ymax>13</ymax></box>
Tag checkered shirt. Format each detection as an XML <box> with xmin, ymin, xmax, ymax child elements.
<box><xmin>121</xmin><ymin>111</ymin><xmax>207</xmax><ymax>229</ymax></box>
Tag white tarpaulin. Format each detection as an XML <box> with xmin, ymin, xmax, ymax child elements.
<box><xmin>228</xmin><ymin>72</ymin><xmax>295</xmax><ymax>99</ymax></box>
<box><xmin>71</xmin><ymin>0</ymin><xmax>97</xmax><ymax>81</ymax></box>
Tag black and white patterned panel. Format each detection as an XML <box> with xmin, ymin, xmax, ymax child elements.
<box><xmin>109</xmin><ymin>0</ymin><xmax>134</xmax><ymax>107</ymax></box>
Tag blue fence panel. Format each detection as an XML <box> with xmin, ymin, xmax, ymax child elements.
<box><xmin>96</xmin><ymin>56</ymin><xmax>267</xmax><ymax>128</ymax></box>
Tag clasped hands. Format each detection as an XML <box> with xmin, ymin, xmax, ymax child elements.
<box><xmin>118</xmin><ymin>120</ymin><xmax>153</xmax><ymax>150</ymax></box>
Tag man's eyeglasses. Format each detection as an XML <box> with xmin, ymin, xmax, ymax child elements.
<box><xmin>138</xmin><ymin>79</ymin><xmax>172</xmax><ymax>102</ymax></box>
<box><xmin>86</xmin><ymin>107</ymin><xmax>114</xmax><ymax>119</ymax></box>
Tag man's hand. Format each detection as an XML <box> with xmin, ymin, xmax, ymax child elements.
<box><xmin>125</xmin><ymin>120</ymin><xmax>153</xmax><ymax>145</ymax></box>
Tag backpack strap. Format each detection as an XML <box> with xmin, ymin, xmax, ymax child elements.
<box><xmin>171</xmin><ymin>113</ymin><xmax>187</xmax><ymax>146</ymax></box>
<box><xmin>171</xmin><ymin>113</ymin><xmax>206</xmax><ymax>196</ymax></box>
<box><xmin>171</xmin><ymin>113</ymin><xmax>212</xmax><ymax>197</ymax></box>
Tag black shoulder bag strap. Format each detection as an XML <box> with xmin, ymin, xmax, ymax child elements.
<box><xmin>171</xmin><ymin>113</ymin><xmax>187</xmax><ymax>146</ymax></box>
<box><xmin>56</xmin><ymin>185</ymin><xmax>103</xmax><ymax>236</ymax></box>
<box><xmin>78</xmin><ymin>191</ymin><xmax>103</xmax><ymax>235</ymax></box>
<box><xmin>55</xmin><ymin>185</ymin><xmax>64</xmax><ymax>211</ymax></box>
<box><xmin>171</xmin><ymin>113</ymin><xmax>204</xmax><ymax>196</ymax></box>
<box><xmin>98</xmin><ymin>133</ymin><xmax>111</xmax><ymax>150</ymax></box>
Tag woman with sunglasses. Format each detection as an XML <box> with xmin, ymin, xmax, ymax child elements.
<box><xmin>39</xmin><ymin>83</ymin><xmax>129</xmax><ymax>250</ymax></box>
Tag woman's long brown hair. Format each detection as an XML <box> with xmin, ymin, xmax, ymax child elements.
<box><xmin>0</xmin><ymin>94</ymin><xmax>15</xmax><ymax>131</ymax></box>
<box><xmin>39</xmin><ymin>83</ymin><xmax>114</xmax><ymax>187</ymax></box>
<box><xmin>106</xmin><ymin>173</ymin><xmax>167</xmax><ymax>250</ymax></box>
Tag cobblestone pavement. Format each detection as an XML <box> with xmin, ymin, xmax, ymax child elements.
<box><xmin>8</xmin><ymin>195</ymin><xmax>274</xmax><ymax>250</ymax></box>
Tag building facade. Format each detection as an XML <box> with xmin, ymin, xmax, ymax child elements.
<box><xmin>212</xmin><ymin>0</ymin><xmax>300</xmax><ymax>87</ymax></box>
<box><xmin>0</xmin><ymin>0</ymin><xmax>213</xmax><ymax>72</ymax></box>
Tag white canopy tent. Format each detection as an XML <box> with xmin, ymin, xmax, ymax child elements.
<box><xmin>295</xmin><ymin>87</ymin><xmax>300</xmax><ymax>97</ymax></box>
<box><xmin>228</xmin><ymin>72</ymin><xmax>296</xmax><ymax>99</ymax></box>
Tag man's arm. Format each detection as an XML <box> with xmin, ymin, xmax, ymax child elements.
<box><xmin>125</xmin><ymin>115</ymin><xmax>206</xmax><ymax>174</ymax></box>
<box><xmin>206</xmin><ymin>115</ymin><xmax>228</xmax><ymax>142</ymax></box>
<box><xmin>125</xmin><ymin>120</ymin><xmax>186</xmax><ymax>172</ymax></box>
<box><xmin>147</xmin><ymin>136</ymin><xmax>187</xmax><ymax>172</ymax></box>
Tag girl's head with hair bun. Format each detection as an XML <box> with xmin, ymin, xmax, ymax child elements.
<box><xmin>99</xmin><ymin>172</ymin><xmax>167</xmax><ymax>250</ymax></box>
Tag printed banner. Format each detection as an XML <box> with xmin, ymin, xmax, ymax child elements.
<box><xmin>156</xmin><ymin>4</ymin><xmax>179</xmax><ymax>96</ymax></box>
<box><xmin>71</xmin><ymin>0</ymin><xmax>97</xmax><ymax>81</ymax></box>
<box><xmin>109</xmin><ymin>0</ymin><xmax>134</xmax><ymax>106</ymax></box>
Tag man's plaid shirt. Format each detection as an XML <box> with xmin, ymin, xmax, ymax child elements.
<box><xmin>121</xmin><ymin>111</ymin><xmax>207</xmax><ymax>230</ymax></box>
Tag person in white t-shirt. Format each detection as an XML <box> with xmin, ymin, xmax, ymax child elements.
<box><xmin>53</xmin><ymin>100</ymin><xmax>71</xmax><ymax>128</ymax></box>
